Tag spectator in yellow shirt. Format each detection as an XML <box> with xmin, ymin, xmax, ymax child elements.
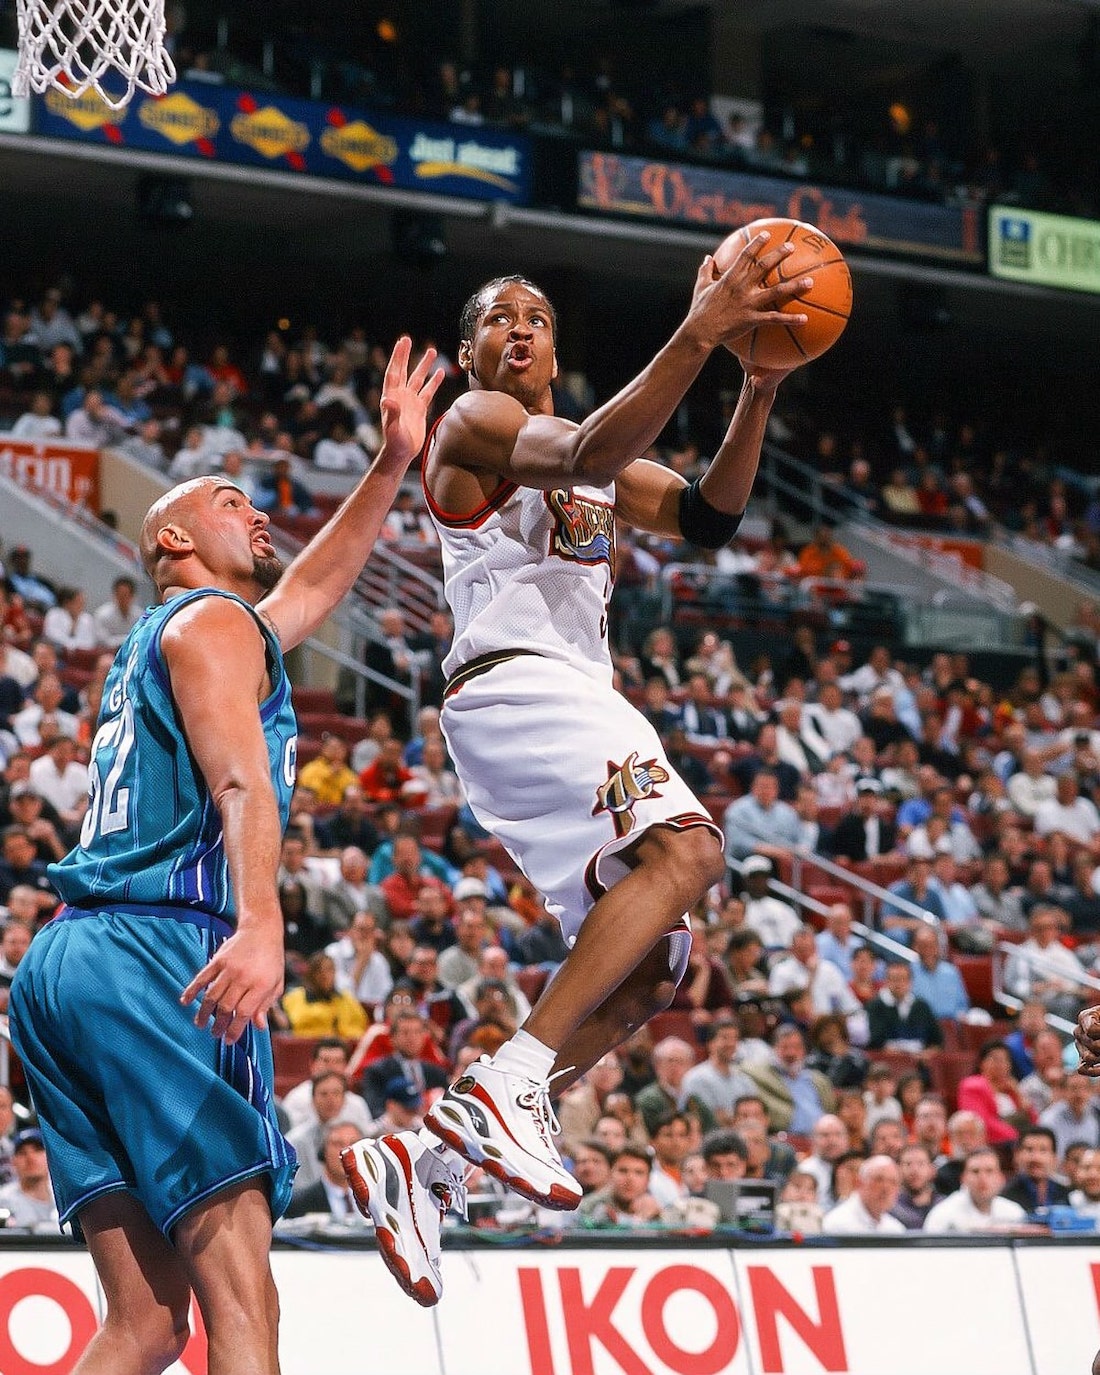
<box><xmin>281</xmin><ymin>952</ymin><xmax>369</xmax><ymax>1038</ymax></box>
<box><xmin>297</xmin><ymin>732</ymin><xmax>359</xmax><ymax>807</ymax></box>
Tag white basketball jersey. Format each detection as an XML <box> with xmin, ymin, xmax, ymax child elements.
<box><xmin>423</xmin><ymin>445</ymin><xmax>616</xmax><ymax>683</ymax></box>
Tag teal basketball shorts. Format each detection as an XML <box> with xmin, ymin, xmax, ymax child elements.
<box><xmin>9</xmin><ymin>906</ymin><xmax>297</xmax><ymax>1239</ymax></box>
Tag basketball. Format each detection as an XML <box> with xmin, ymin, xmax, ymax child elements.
<box><xmin>714</xmin><ymin>217</ymin><xmax>852</xmax><ymax>370</ymax></box>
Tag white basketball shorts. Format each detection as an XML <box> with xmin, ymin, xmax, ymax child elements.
<box><xmin>440</xmin><ymin>652</ymin><xmax>722</xmax><ymax>944</ymax></box>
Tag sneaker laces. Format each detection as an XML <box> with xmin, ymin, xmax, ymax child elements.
<box><xmin>516</xmin><ymin>1066</ymin><xmax>574</xmax><ymax>1145</ymax></box>
<box><xmin>429</xmin><ymin>1152</ymin><xmax>471</xmax><ymax>1219</ymax></box>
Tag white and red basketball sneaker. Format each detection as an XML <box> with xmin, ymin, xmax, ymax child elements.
<box><xmin>341</xmin><ymin>1133</ymin><xmax>467</xmax><ymax>1307</ymax></box>
<box><xmin>423</xmin><ymin>1057</ymin><xmax>582</xmax><ymax>1210</ymax></box>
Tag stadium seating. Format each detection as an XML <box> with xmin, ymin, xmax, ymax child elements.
<box><xmin>953</xmin><ymin>955</ymin><xmax>997</xmax><ymax>1013</ymax></box>
<box><xmin>645</xmin><ymin>1010</ymin><xmax>704</xmax><ymax>1058</ymax></box>
<box><xmin>272</xmin><ymin>1034</ymin><xmax>325</xmax><ymax>1100</ymax></box>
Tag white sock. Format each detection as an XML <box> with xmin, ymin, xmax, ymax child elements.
<box><xmin>490</xmin><ymin>1029</ymin><xmax>557</xmax><ymax>1082</ymax></box>
<box><xmin>418</xmin><ymin>1122</ymin><xmax>445</xmax><ymax>1155</ymax></box>
<box><xmin>416</xmin><ymin>1125</ymin><xmax>466</xmax><ymax>1166</ymax></box>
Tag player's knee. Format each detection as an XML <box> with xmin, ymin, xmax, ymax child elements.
<box><xmin>655</xmin><ymin>825</ymin><xmax>725</xmax><ymax>893</ymax></box>
<box><xmin>164</xmin><ymin>1318</ymin><xmax>191</xmax><ymax>1369</ymax></box>
<box><xmin>108</xmin><ymin>1305</ymin><xmax>189</xmax><ymax>1370</ymax></box>
<box><xmin>649</xmin><ymin>977</ymin><xmax>678</xmax><ymax>1015</ymax></box>
<box><xmin>634</xmin><ymin>941</ymin><xmax>684</xmax><ymax>1020</ymax></box>
<box><xmin>204</xmin><ymin>1274</ymin><xmax>278</xmax><ymax>1339</ymax></box>
<box><xmin>266</xmin><ymin>1276</ymin><xmax>281</xmax><ymax>1332</ymax></box>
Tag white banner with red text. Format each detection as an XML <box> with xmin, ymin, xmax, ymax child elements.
<box><xmin>3</xmin><ymin>1239</ymin><xmax>1099</xmax><ymax>1374</ymax></box>
<box><xmin>0</xmin><ymin>437</ymin><xmax>100</xmax><ymax>511</ymax></box>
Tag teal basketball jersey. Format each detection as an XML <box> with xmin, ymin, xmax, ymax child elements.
<box><xmin>50</xmin><ymin>588</ymin><xmax>297</xmax><ymax>921</ymax></box>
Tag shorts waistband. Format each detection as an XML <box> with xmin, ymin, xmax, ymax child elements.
<box><xmin>443</xmin><ymin>648</ymin><xmax>542</xmax><ymax>700</ymax></box>
<box><xmin>55</xmin><ymin>903</ymin><xmax>234</xmax><ymax>941</ymax></box>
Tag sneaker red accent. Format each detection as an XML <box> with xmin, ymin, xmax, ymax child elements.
<box><xmin>423</xmin><ymin>1057</ymin><xmax>582</xmax><ymax>1211</ymax></box>
<box><xmin>341</xmin><ymin>1133</ymin><xmax>466</xmax><ymax>1307</ymax></box>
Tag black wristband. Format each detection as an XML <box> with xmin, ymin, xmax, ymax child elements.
<box><xmin>678</xmin><ymin>478</ymin><xmax>744</xmax><ymax>549</ymax></box>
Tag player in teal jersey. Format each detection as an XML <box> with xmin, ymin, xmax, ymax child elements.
<box><xmin>50</xmin><ymin>587</ymin><xmax>298</xmax><ymax>915</ymax></box>
<box><xmin>9</xmin><ymin>337</ymin><xmax>442</xmax><ymax>1375</ymax></box>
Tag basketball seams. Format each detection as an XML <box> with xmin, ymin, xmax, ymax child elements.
<box><xmin>781</xmin><ymin>324</ymin><xmax>809</xmax><ymax>359</ymax></box>
<box><xmin>717</xmin><ymin>216</ymin><xmax>851</xmax><ymax>368</ymax></box>
<box><xmin>773</xmin><ymin>256</ymin><xmax>848</xmax><ymax>283</ymax></box>
<box><xmin>803</xmin><ymin>300</ymin><xmax>852</xmax><ymax>321</ymax></box>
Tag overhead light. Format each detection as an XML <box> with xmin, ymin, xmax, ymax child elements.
<box><xmin>888</xmin><ymin>102</ymin><xmax>911</xmax><ymax>136</ymax></box>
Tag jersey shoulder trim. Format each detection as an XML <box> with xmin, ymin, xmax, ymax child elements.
<box><xmin>421</xmin><ymin>409</ymin><xmax>520</xmax><ymax>529</ymax></box>
<box><xmin>423</xmin><ymin>472</ymin><xmax>519</xmax><ymax>530</ymax></box>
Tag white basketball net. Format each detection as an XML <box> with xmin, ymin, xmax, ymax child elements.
<box><xmin>13</xmin><ymin>0</ymin><xmax>176</xmax><ymax>110</ymax></box>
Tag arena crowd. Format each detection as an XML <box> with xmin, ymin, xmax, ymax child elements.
<box><xmin>1</xmin><ymin>277</ymin><xmax>1099</xmax><ymax>1234</ymax></box>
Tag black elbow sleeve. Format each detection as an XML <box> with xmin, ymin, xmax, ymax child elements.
<box><xmin>678</xmin><ymin>478</ymin><xmax>744</xmax><ymax>549</ymax></box>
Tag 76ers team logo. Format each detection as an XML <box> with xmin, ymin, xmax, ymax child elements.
<box><xmin>546</xmin><ymin>488</ymin><xmax>615</xmax><ymax>573</ymax></box>
<box><xmin>594</xmin><ymin>752</ymin><xmax>670</xmax><ymax>837</ymax></box>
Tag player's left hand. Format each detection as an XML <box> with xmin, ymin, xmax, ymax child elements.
<box><xmin>1075</xmin><ymin>1004</ymin><xmax>1100</xmax><ymax>1077</ymax></box>
<box><xmin>741</xmin><ymin>361</ymin><xmax>798</xmax><ymax>394</ymax></box>
<box><xmin>180</xmin><ymin>927</ymin><xmax>285</xmax><ymax>1045</ymax></box>
<box><xmin>374</xmin><ymin>335</ymin><xmax>447</xmax><ymax>477</ymax></box>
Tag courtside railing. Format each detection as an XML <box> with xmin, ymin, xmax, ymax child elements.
<box><xmin>728</xmin><ymin>858</ymin><xmax>917</xmax><ymax>966</ymax></box>
<box><xmin>268</xmin><ymin>526</ymin><xmax>437</xmax><ymax>721</ymax></box>
<box><xmin>786</xmin><ymin>847</ymin><xmax>944</xmax><ymax>940</ymax></box>
<box><xmin>992</xmin><ymin>941</ymin><xmax>1100</xmax><ymax>1037</ymax></box>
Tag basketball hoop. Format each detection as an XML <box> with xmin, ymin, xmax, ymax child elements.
<box><xmin>13</xmin><ymin>0</ymin><xmax>176</xmax><ymax>110</ymax></box>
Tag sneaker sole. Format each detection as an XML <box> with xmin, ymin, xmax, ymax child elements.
<box><xmin>423</xmin><ymin>1105</ymin><xmax>580</xmax><ymax>1211</ymax></box>
<box><xmin>341</xmin><ymin>1142</ymin><xmax>442</xmax><ymax>1308</ymax></box>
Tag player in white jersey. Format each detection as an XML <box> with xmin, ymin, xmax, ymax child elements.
<box><xmin>343</xmin><ymin>246</ymin><xmax>810</xmax><ymax>1304</ymax></box>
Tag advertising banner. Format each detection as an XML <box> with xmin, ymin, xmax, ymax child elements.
<box><xmin>439</xmin><ymin>1247</ymin><xmax>1032</xmax><ymax>1375</ymax></box>
<box><xmin>578</xmin><ymin>151</ymin><xmax>983</xmax><ymax>264</ymax></box>
<box><xmin>32</xmin><ymin>82</ymin><xmax>531</xmax><ymax>203</ymax></box>
<box><xmin>1015</xmin><ymin>1247</ymin><xmax>1100</xmax><ymax>1375</ymax></box>
<box><xmin>988</xmin><ymin>205</ymin><xmax>1100</xmax><ymax>294</ymax></box>
<box><xmin>0</xmin><ymin>436</ymin><xmax>100</xmax><ymax>511</ymax></box>
<box><xmin>0</xmin><ymin>48</ymin><xmax>32</xmax><ymax>133</ymax></box>
<box><xmin>6</xmin><ymin>1240</ymin><xmax>1100</xmax><ymax>1373</ymax></box>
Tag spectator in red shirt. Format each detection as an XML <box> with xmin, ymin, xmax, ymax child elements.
<box><xmin>359</xmin><ymin>736</ymin><xmax>414</xmax><ymax>802</ymax></box>
<box><xmin>956</xmin><ymin>1040</ymin><xmax>1035</xmax><ymax>1146</ymax></box>
<box><xmin>380</xmin><ymin>835</ymin><xmax>448</xmax><ymax>923</ymax></box>
<box><xmin>207</xmin><ymin>343</ymin><xmax>249</xmax><ymax>396</ymax></box>
<box><xmin>916</xmin><ymin>471</ymin><xmax>949</xmax><ymax>520</ymax></box>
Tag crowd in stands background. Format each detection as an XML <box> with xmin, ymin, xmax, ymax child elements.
<box><xmin>1</xmin><ymin>504</ymin><xmax>1100</xmax><ymax>1232</ymax></box>
<box><xmin>1</xmin><ymin>260</ymin><xmax>1100</xmax><ymax>1233</ymax></box>
<box><xmin>3</xmin><ymin>276</ymin><xmax>1100</xmax><ymax>591</ymax></box>
<box><xmin>0</xmin><ymin>1</ymin><xmax>1083</xmax><ymax>212</ymax></box>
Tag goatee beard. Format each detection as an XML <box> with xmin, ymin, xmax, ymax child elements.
<box><xmin>253</xmin><ymin>554</ymin><xmax>285</xmax><ymax>590</ymax></box>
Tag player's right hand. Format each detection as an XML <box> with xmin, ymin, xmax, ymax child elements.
<box><xmin>685</xmin><ymin>236</ymin><xmax>810</xmax><ymax>353</ymax></box>
<box><xmin>180</xmin><ymin>926</ymin><xmax>285</xmax><ymax>1045</ymax></box>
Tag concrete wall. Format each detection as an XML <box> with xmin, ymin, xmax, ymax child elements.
<box><xmin>99</xmin><ymin>447</ymin><xmax>169</xmax><ymax>545</ymax></box>
<box><xmin>0</xmin><ymin>475</ymin><xmax>148</xmax><ymax>608</ymax></box>
<box><xmin>840</xmin><ymin>522</ymin><xmax>993</xmax><ymax>606</ymax></box>
<box><xmin>984</xmin><ymin>543</ymin><xmax>1088</xmax><ymax>631</ymax></box>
